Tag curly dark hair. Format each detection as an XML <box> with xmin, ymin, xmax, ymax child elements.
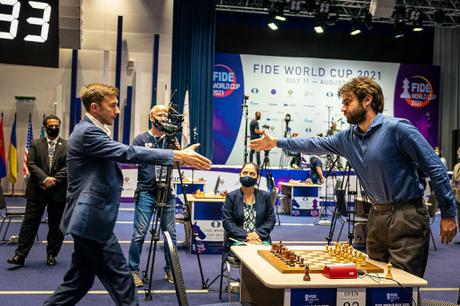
<box><xmin>338</xmin><ymin>77</ymin><xmax>384</xmax><ymax>113</ymax></box>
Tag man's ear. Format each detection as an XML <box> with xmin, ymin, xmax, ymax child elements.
<box><xmin>90</xmin><ymin>102</ymin><xmax>98</xmax><ymax>113</ymax></box>
<box><xmin>363</xmin><ymin>95</ymin><xmax>373</xmax><ymax>109</ymax></box>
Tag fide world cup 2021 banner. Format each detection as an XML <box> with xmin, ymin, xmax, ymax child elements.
<box><xmin>212</xmin><ymin>53</ymin><xmax>440</xmax><ymax>166</ymax></box>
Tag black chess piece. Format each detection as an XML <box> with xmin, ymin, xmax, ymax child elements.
<box><xmin>303</xmin><ymin>264</ymin><xmax>311</xmax><ymax>281</ymax></box>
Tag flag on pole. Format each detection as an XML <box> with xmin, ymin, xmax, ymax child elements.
<box><xmin>40</xmin><ymin>113</ymin><xmax>46</xmax><ymax>139</ymax></box>
<box><xmin>0</xmin><ymin>113</ymin><xmax>6</xmax><ymax>178</ymax></box>
<box><xmin>181</xmin><ymin>89</ymin><xmax>190</xmax><ymax>148</ymax></box>
<box><xmin>23</xmin><ymin>114</ymin><xmax>33</xmax><ymax>178</ymax></box>
<box><xmin>8</xmin><ymin>113</ymin><xmax>17</xmax><ymax>184</ymax></box>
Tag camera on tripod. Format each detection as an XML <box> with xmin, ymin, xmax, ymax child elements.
<box><xmin>154</xmin><ymin>103</ymin><xmax>185</xmax><ymax>148</ymax></box>
<box><xmin>285</xmin><ymin>113</ymin><xmax>291</xmax><ymax>123</ymax></box>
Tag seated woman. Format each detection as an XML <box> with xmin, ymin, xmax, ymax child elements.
<box><xmin>222</xmin><ymin>162</ymin><xmax>276</xmax><ymax>260</ymax></box>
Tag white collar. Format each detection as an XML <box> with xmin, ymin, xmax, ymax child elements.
<box><xmin>85</xmin><ymin>113</ymin><xmax>112</xmax><ymax>137</ymax></box>
<box><xmin>46</xmin><ymin>136</ymin><xmax>59</xmax><ymax>144</ymax></box>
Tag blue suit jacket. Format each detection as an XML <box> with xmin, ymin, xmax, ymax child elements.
<box><xmin>60</xmin><ymin>117</ymin><xmax>174</xmax><ymax>243</ymax></box>
<box><xmin>222</xmin><ymin>188</ymin><xmax>276</xmax><ymax>252</ymax></box>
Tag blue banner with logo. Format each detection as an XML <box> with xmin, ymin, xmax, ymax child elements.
<box><xmin>366</xmin><ymin>287</ymin><xmax>414</xmax><ymax>305</ymax></box>
<box><xmin>394</xmin><ymin>64</ymin><xmax>440</xmax><ymax>146</ymax></box>
<box><xmin>213</xmin><ymin>53</ymin><xmax>244</xmax><ymax>164</ymax></box>
<box><xmin>290</xmin><ymin>288</ymin><xmax>337</xmax><ymax>306</ymax></box>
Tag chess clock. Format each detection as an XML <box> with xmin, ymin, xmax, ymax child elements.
<box><xmin>0</xmin><ymin>0</ymin><xmax>59</xmax><ymax>67</ymax></box>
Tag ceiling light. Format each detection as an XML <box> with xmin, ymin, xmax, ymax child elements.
<box><xmin>314</xmin><ymin>25</ymin><xmax>324</xmax><ymax>34</ymax></box>
<box><xmin>275</xmin><ymin>15</ymin><xmax>286</xmax><ymax>21</ymax></box>
<box><xmin>350</xmin><ymin>18</ymin><xmax>361</xmax><ymax>36</ymax></box>
<box><xmin>268</xmin><ymin>22</ymin><xmax>278</xmax><ymax>30</ymax></box>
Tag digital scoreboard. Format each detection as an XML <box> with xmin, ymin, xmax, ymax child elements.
<box><xmin>0</xmin><ymin>0</ymin><xmax>59</xmax><ymax>67</ymax></box>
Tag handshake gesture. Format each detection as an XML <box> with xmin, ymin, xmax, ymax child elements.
<box><xmin>173</xmin><ymin>143</ymin><xmax>212</xmax><ymax>170</ymax></box>
<box><xmin>250</xmin><ymin>130</ymin><xmax>278</xmax><ymax>151</ymax></box>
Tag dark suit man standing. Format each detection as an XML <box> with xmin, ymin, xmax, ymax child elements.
<box><xmin>7</xmin><ymin>115</ymin><xmax>67</xmax><ymax>267</ymax></box>
<box><xmin>44</xmin><ymin>83</ymin><xmax>211</xmax><ymax>306</ymax></box>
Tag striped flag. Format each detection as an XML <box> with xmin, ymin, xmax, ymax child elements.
<box><xmin>181</xmin><ymin>89</ymin><xmax>190</xmax><ymax>148</ymax></box>
<box><xmin>23</xmin><ymin>114</ymin><xmax>33</xmax><ymax>177</ymax></box>
<box><xmin>8</xmin><ymin>113</ymin><xmax>17</xmax><ymax>184</ymax></box>
<box><xmin>40</xmin><ymin>114</ymin><xmax>46</xmax><ymax>139</ymax></box>
<box><xmin>0</xmin><ymin>113</ymin><xmax>6</xmax><ymax>178</ymax></box>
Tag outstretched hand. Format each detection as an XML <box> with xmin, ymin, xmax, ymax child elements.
<box><xmin>440</xmin><ymin>217</ymin><xmax>457</xmax><ymax>244</ymax></box>
<box><xmin>250</xmin><ymin>130</ymin><xmax>278</xmax><ymax>151</ymax></box>
<box><xmin>174</xmin><ymin>143</ymin><xmax>212</xmax><ymax>170</ymax></box>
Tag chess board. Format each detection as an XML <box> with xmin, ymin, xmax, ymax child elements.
<box><xmin>258</xmin><ymin>249</ymin><xmax>384</xmax><ymax>274</ymax></box>
<box><xmin>192</xmin><ymin>192</ymin><xmax>226</xmax><ymax>199</ymax></box>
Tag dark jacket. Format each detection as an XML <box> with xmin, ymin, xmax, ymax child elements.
<box><xmin>60</xmin><ymin>117</ymin><xmax>174</xmax><ymax>243</ymax></box>
<box><xmin>25</xmin><ymin>137</ymin><xmax>67</xmax><ymax>203</ymax></box>
<box><xmin>222</xmin><ymin>188</ymin><xmax>276</xmax><ymax>256</ymax></box>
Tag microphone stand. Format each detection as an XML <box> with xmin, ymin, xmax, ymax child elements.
<box><xmin>242</xmin><ymin>95</ymin><xmax>249</xmax><ymax>164</ymax></box>
<box><xmin>191</xmin><ymin>127</ymin><xmax>198</xmax><ymax>189</ymax></box>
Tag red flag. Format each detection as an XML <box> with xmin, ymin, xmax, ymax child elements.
<box><xmin>0</xmin><ymin>113</ymin><xmax>6</xmax><ymax>178</ymax></box>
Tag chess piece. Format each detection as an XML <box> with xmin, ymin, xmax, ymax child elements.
<box><xmin>303</xmin><ymin>264</ymin><xmax>311</xmax><ymax>281</ymax></box>
<box><xmin>385</xmin><ymin>262</ymin><xmax>393</xmax><ymax>280</ymax></box>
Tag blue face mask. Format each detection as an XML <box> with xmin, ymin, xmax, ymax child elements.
<box><xmin>240</xmin><ymin>176</ymin><xmax>257</xmax><ymax>187</ymax></box>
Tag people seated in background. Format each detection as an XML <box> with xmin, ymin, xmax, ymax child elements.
<box><xmin>452</xmin><ymin>147</ymin><xmax>460</xmax><ymax>244</ymax></box>
<box><xmin>309</xmin><ymin>155</ymin><xmax>325</xmax><ymax>184</ymax></box>
<box><xmin>434</xmin><ymin>146</ymin><xmax>447</xmax><ymax>169</ymax></box>
<box><xmin>222</xmin><ymin>163</ymin><xmax>276</xmax><ymax>260</ymax></box>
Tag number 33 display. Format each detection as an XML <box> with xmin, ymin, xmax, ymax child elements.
<box><xmin>0</xmin><ymin>0</ymin><xmax>59</xmax><ymax>67</ymax></box>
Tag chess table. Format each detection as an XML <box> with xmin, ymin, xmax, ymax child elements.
<box><xmin>231</xmin><ymin>244</ymin><xmax>427</xmax><ymax>306</ymax></box>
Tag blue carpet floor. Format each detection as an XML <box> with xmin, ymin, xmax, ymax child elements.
<box><xmin>0</xmin><ymin>197</ymin><xmax>459</xmax><ymax>305</ymax></box>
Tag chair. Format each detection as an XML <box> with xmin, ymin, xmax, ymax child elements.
<box><xmin>270</xmin><ymin>187</ymin><xmax>281</xmax><ymax>226</ymax></box>
<box><xmin>335</xmin><ymin>190</ymin><xmax>368</xmax><ymax>243</ymax></box>
<box><xmin>426</xmin><ymin>192</ymin><xmax>438</xmax><ymax>251</ymax></box>
<box><xmin>219</xmin><ymin>231</ymin><xmax>241</xmax><ymax>302</ymax></box>
<box><xmin>0</xmin><ymin>187</ymin><xmax>27</xmax><ymax>241</ymax></box>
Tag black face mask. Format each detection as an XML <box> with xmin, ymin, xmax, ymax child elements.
<box><xmin>46</xmin><ymin>127</ymin><xmax>59</xmax><ymax>138</ymax></box>
<box><xmin>240</xmin><ymin>176</ymin><xmax>257</xmax><ymax>188</ymax></box>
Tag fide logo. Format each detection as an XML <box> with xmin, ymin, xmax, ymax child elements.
<box><xmin>213</xmin><ymin>64</ymin><xmax>241</xmax><ymax>98</ymax></box>
<box><xmin>400</xmin><ymin>76</ymin><xmax>436</xmax><ymax>108</ymax></box>
<box><xmin>210</xmin><ymin>221</ymin><xmax>221</xmax><ymax>228</ymax></box>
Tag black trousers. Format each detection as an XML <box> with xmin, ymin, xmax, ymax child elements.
<box><xmin>16</xmin><ymin>199</ymin><xmax>65</xmax><ymax>258</ymax></box>
<box><xmin>366</xmin><ymin>199</ymin><xmax>430</xmax><ymax>278</ymax></box>
<box><xmin>43</xmin><ymin>234</ymin><xmax>138</xmax><ymax>306</ymax></box>
<box><xmin>249</xmin><ymin>149</ymin><xmax>260</xmax><ymax>166</ymax></box>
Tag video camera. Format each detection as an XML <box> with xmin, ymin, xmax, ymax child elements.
<box><xmin>285</xmin><ymin>114</ymin><xmax>291</xmax><ymax>123</ymax></box>
<box><xmin>155</xmin><ymin>102</ymin><xmax>185</xmax><ymax>149</ymax></box>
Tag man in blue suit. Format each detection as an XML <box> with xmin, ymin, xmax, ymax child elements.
<box><xmin>44</xmin><ymin>83</ymin><xmax>211</xmax><ymax>306</ymax></box>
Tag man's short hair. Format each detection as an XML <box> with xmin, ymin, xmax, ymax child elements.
<box><xmin>80</xmin><ymin>83</ymin><xmax>119</xmax><ymax>111</ymax></box>
<box><xmin>149</xmin><ymin>105</ymin><xmax>169</xmax><ymax>117</ymax></box>
<box><xmin>338</xmin><ymin>77</ymin><xmax>384</xmax><ymax>113</ymax></box>
<box><xmin>43</xmin><ymin>114</ymin><xmax>61</xmax><ymax>126</ymax></box>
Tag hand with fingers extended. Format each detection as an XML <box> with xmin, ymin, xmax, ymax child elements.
<box><xmin>440</xmin><ymin>217</ymin><xmax>457</xmax><ymax>244</ymax></box>
<box><xmin>173</xmin><ymin>143</ymin><xmax>212</xmax><ymax>170</ymax></box>
<box><xmin>250</xmin><ymin>130</ymin><xmax>278</xmax><ymax>152</ymax></box>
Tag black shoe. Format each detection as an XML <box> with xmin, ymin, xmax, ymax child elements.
<box><xmin>7</xmin><ymin>255</ymin><xmax>25</xmax><ymax>266</ymax></box>
<box><xmin>47</xmin><ymin>255</ymin><xmax>57</xmax><ymax>266</ymax></box>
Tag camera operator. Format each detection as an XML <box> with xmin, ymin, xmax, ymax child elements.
<box><xmin>128</xmin><ymin>105</ymin><xmax>179</xmax><ymax>287</ymax></box>
<box><xmin>249</xmin><ymin>111</ymin><xmax>263</xmax><ymax>166</ymax></box>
